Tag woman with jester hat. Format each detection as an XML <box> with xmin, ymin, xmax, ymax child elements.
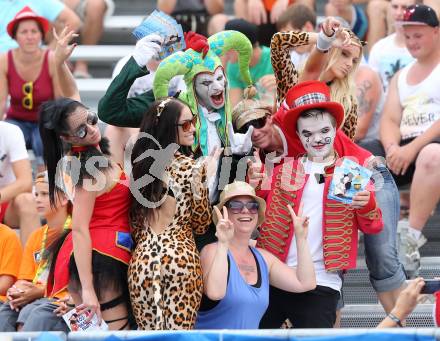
<box><xmin>97</xmin><ymin>31</ymin><xmax>256</xmax><ymax>182</ymax></box>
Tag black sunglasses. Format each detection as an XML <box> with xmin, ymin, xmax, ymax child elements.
<box><xmin>176</xmin><ymin>116</ymin><xmax>197</xmax><ymax>132</ymax></box>
<box><xmin>238</xmin><ymin>115</ymin><xmax>268</xmax><ymax>134</ymax></box>
<box><xmin>226</xmin><ymin>200</ymin><xmax>259</xmax><ymax>214</ymax></box>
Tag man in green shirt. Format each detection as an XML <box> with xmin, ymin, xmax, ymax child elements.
<box><xmin>225</xmin><ymin>19</ymin><xmax>275</xmax><ymax>108</ymax></box>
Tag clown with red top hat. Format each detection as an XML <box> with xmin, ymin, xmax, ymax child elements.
<box><xmin>255</xmin><ymin>80</ymin><xmax>383</xmax><ymax>329</ymax></box>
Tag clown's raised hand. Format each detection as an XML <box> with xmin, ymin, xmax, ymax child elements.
<box><xmin>227</xmin><ymin>122</ymin><xmax>254</xmax><ymax>155</ymax></box>
<box><xmin>132</xmin><ymin>34</ymin><xmax>164</xmax><ymax>67</ymax></box>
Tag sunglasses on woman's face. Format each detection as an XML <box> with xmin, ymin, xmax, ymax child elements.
<box><xmin>65</xmin><ymin>111</ymin><xmax>99</xmax><ymax>139</ymax></box>
<box><xmin>226</xmin><ymin>200</ymin><xmax>259</xmax><ymax>214</ymax></box>
<box><xmin>176</xmin><ymin>116</ymin><xmax>197</xmax><ymax>132</ymax></box>
<box><xmin>238</xmin><ymin>115</ymin><xmax>268</xmax><ymax>134</ymax></box>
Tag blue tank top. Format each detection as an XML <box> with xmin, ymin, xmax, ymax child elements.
<box><xmin>195</xmin><ymin>247</ymin><xmax>269</xmax><ymax>329</ymax></box>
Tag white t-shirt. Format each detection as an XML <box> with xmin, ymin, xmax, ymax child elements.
<box><xmin>368</xmin><ymin>33</ymin><xmax>414</xmax><ymax>94</ymax></box>
<box><xmin>0</xmin><ymin>122</ymin><xmax>29</xmax><ymax>188</ymax></box>
<box><xmin>398</xmin><ymin>61</ymin><xmax>440</xmax><ymax>140</ymax></box>
<box><xmin>286</xmin><ymin>158</ymin><xmax>342</xmax><ymax>292</ymax></box>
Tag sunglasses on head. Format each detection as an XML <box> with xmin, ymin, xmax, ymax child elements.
<box><xmin>226</xmin><ymin>200</ymin><xmax>259</xmax><ymax>214</ymax></box>
<box><xmin>65</xmin><ymin>110</ymin><xmax>99</xmax><ymax>139</ymax></box>
<box><xmin>238</xmin><ymin>115</ymin><xmax>268</xmax><ymax>134</ymax></box>
<box><xmin>176</xmin><ymin>116</ymin><xmax>197</xmax><ymax>132</ymax></box>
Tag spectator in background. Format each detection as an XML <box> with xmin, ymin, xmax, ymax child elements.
<box><xmin>61</xmin><ymin>0</ymin><xmax>114</xmax><ymax>78</ymax></box>
<box><xmin>225</xmin><ymin>19</ymin><xmax>275</xmax><ymax>107</ymax></box>
<box><xmin>157</xmin><ymin>0</ymin><xmax>224</xmax><ymax>37</ymax></box>
<box><xmin>276</xmin><ymin>3</ymin><xmax>317</xmax><ymax>69</ymax></box>
<box><xmin>0</xmin><ymin>0</ymin><xmax>80</xmax><ymax>53</ymax></box>
<box><xmin>234</xmin><ymin>0</ymin><xmax>315</xmax><ymax>47</ymax></box>
<box><xmin>0</xmin><ymin>171</ymin><xmax>71</xmax><ymax>332</ymax></box>
<box><xmin>368</xmin><ymin>0</ymin><xmax>416</xmax><ymax>95</ymax></box>
<box><xmin>0</xmin><ymin>217</ymin><xmax>22</xmax><ymax>304</ymax></box>
<box><xmin>0</xmin><ymin>121</ymin><xmax>38</xmax><ymax>245</ymax></box>
<box><xmin>354</xmin><ymin>64</ymin><xmax>384</xmax><ymax>144</ymax></box>
<box><xmin>379</xmin><ymin>4</ymin><xmax>440</xmax><ymax>268</ymax></box>
<box><xmin>325</xmin><ymin>0</ymin><xmax>368</xmax><ymax>40</ymax></box>
<box><xmin>0</xmin><ymin>7</ymin><xmax>64</xmax><ymax>171</ymax></box>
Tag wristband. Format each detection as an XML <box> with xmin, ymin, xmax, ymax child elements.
<box><xmin>316</xmin><ymin>30</ymin><xmax>336</xmax><ymax>52</ymax></box>
<box><xmin>387</xmin><ymin>312</ymin><xmax>403</xmax><ymax>327</ymax></box>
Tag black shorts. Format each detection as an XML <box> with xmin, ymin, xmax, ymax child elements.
<box><xmin>259</xmin><ymin>285</ymin><xmax>340</xmax><ymax>329</ymax></box>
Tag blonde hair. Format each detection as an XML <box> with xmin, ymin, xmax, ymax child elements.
<box><xmin>319</xmin><ymin>30</ymin><xmax>363</xmax><ymax>122</ymax></box>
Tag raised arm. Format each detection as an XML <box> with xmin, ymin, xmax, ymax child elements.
<box><xmin>51</xmin><ymin>28</ymin><xmax>80</xmax><ymax>101</ymax></box>
<box><xmin>300</xmin><ymin>17</ymin><xmax>350</xmax><ymax>83</ymax></box>
<box><xmin>260</xmin><ymin>203</ymin><xmax>316</xmax><ymax>292</ymax></box>
<box><xmin>200</xmin><ymin>207</ymin><xmax>234</xmax><ymax>300</ymax></box>
<box><xmin>271</xmin><ymin>31</ymin><xmax>316</xmax><ymax>103</ymax></box>
<box><xmin>98</xmin><ymin>35</ymin><xmax>163</xmax><ymax>128</ymax></box>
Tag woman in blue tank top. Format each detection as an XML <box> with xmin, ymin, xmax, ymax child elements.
<box><xmin>195</xmin><ymin>181</ymin><xmax>316</xmax><ymax>329</ymax></box>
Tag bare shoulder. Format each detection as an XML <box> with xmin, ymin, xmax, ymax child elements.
<box><xmin>256</xmin><ymin>247</ymin><xmax>275</xmax><ymax>265</ymax></box>
<box><xmin>0</xmin><ymin>53</ymin><xmax>7</xmax><ymax>73</ymax></box>
<box><xmin>200</xmin><ymin>242</ymin><xmax>219</xmax><ymax>259</ymax></box>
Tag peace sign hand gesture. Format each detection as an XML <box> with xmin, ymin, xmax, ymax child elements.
<box><xmin>287</xmin><ymin>203</ymin><xmax>309</xmax><ymax>240</ymax></box>
<box><xmin>214</xmin><ymin>206</ymin><xmax>235</xmax><ymax>246</ymax></box>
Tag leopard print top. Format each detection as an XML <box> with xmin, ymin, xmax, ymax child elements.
<box><xmin>128</xmin><ymin>152</ymin><xmax>212</xmax><ymax>330</ymax></box>
<box><xmin>270</xmin><ymin>31</ymin><xmax>358</xmax><ymax>140</ymax></box>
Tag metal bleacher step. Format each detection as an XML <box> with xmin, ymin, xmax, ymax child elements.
<box><xmin>340</xmin><ymin>304</ymin><xmax>435</xmax><ymax>328</ymax></box>
<box><xmin>343</xmin><ymin>257</ymin><xmax>440</xmax><ymax>305</ymax></box>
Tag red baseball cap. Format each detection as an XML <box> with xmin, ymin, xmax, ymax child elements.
<box><xmin>282</xmin><ymin>80</ymin><xmax>345</xmax><ymax>138</ymax></box>
<box><xmin>7</xmin><ymin>6</ymin><xmax>50</xmax><ymax>38</ymax></box>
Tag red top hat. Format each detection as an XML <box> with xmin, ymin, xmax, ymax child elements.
<box><xmin>282</xmin><ymin>80</ymin><xmax>345</xmax><ymax>139</ymax></box>
<box><xmin>7</xmin><ymin>6</ymin><xmax>50</xmax><ymax>38</ymax></box>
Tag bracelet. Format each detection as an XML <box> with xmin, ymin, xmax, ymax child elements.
<box><xmin>387</xmin><ymin>312</ymin><xmax>403</xmax><ymax>327</ymax></box>
<box><xmin>316</xmin><ymin>30</ymin><xmax>336</xmax><ymax>52</ymax></box>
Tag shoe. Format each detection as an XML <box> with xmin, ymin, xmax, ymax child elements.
<box><xmin>397</xmin><ymin>219</ymin><xmax>427</xmax><ymax>276</ymax></box>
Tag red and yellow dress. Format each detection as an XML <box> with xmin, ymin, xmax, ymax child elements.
<box><xmin>47</xmin><ymin>172</ymin><xmax>132</xmax><ymax>298</ymax></box>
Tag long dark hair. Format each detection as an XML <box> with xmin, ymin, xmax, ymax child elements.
<box><xmin>39</xmin><ymin>97</ymin><xmax>111</xmax><ymax>207</ymax></box>
<box><xmin>130</xmin><ymin>97</ymin><xmax>192</xmax><ymax>226</ymax></box>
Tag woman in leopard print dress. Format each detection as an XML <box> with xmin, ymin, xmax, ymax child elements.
<box><xmin>128</xmin><ymin>98</ymin><xmax>212</xmax><ymax>330</ymax></box>
<box><xmin>270</xmin><ymin>17</ymin><xmax>364</xmax><ymax>140</ymax></box>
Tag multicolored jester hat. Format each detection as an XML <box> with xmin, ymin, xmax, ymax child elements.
<box><xmin>153</xmin><ymin>30</ymin><xmax>253</xmax><ymax>156</ymax></box>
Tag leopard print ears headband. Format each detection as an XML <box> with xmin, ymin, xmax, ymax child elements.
<box><xmin>345</xmin><ymin>29</ymin><xmax>367</xmax><ymax>47</ymax></box>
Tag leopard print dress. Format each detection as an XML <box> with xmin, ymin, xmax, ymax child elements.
<box><xmin>271</xmin><ymin>31</ymin><xmax>358</xmax><ymax>140</ymax></box>
<box><xmin>128</xmin><ymin>153</ymin><xmax>211</xmax><ymax>330</ymax></box>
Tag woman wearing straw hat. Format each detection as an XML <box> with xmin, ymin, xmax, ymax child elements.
<box><xmin>195</xmin><ymin>181</ymin><xmax>316</xmax><ymax>329</ymax></box>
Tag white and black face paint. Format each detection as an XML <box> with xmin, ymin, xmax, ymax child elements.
<box><xmin>194</xmin><ymin>67</ymin><xmax>226</xmax><ymax>111</ymax></box>
<box><xmin>296</xmin><ymin>112</ymin><xmax>336</xmax><ymax>159</ymax></box>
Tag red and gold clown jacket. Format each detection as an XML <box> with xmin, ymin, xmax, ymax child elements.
<box><xmin>256</xmin><ymin>158</ymin><xmax>383</xmax><ymax>272</ymax></box>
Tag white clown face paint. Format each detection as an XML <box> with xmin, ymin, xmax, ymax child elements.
<box><xmin>194</xmin><ymin>67</ymin><xmax>226</xmax><ymax>111</ymax></box>
<box><xmin>296</xmin><ymin>111</ymin><xmax>336</xmax><ymax>160</ymax></box>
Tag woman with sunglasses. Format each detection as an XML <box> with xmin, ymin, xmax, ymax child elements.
<box><xmin>128</xmin><ymin>97</ymin><xmax>212</xmax><ymax>330</ymax></box>
<box><xmin>38</xmin><ymin>97</ymin><xmax>133</xmax><ymax>330</ymax></box>
<box><xmin>195</xmin><ymin>181</ymin><xmax>315</xmax><ymax>329</ymax></box>
<box><xmin>0</xmin><ymin>7</ymin><xmax>67</xmax><ymax>170</ymax></box>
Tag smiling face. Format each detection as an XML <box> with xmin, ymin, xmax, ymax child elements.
<box><xmin>250</xmin><ymin>115</ymin><xmax>277</xmax><ymax>149</ymax></box>
<box><xmin>62</xmin><ymin>106</ymin><xmax>101</xmax><ymax>146</ymax></box>
<box><xmin>194</xmin><ymin>67</ymin><xmax>226</xmax><ymax>111</ymax></box>
<box><xmin>296</xmin><ymin>110</ymin><xmax>336</xmax><ymax>160</ymax></box>
<box><xmin>176</xmin><ymin>105</ymin><xmax>196</xmax><ymax>147</ymax></box>
<box><xmin>403</xmin><ymin>25</ymin><xmax>439</xmax><ymax>59</ymax></box>
<box><xmin>328</xmin><ymin>44</ymin><xmax>361</xmax><ymax>80</ymax></box>
<box><xmin>226</xmin><ymin>195</ymin><xmax>259</xmax><ymax>235</ymax></box>
<box><xmin>14</xmin><ymin>19</ymin><xmax>43</xmax><ymax>52</ymax></box>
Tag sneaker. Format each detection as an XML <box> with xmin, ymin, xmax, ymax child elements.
<box><xmin>397</xmin><ymin>219</ymin><xmax>427</xmax><ymax>276</ymax></box>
